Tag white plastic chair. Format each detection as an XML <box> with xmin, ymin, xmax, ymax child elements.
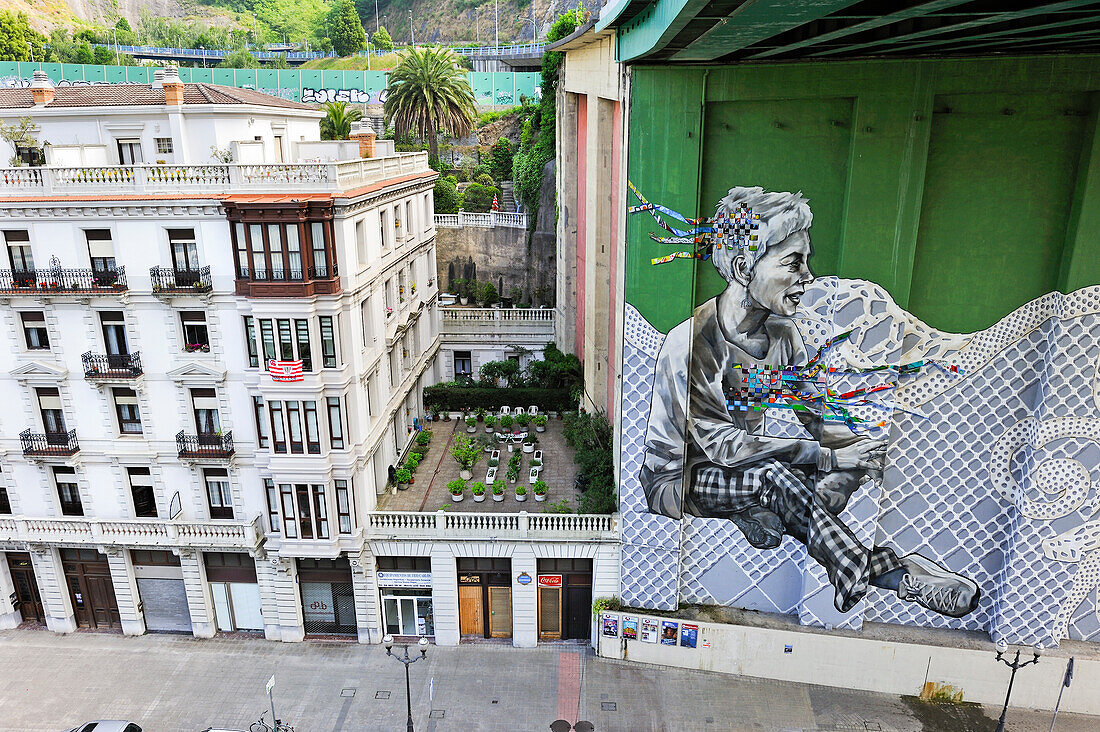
<box><xmin>514</xmin><ymin>406</ymin><xmax>526</xmax><ymax>415</ymax></box>
<box><xmin>499</xmin><ymin>406</ymin><xmax>511</xmax><ymax>416</ymax></box>
<box><xmin>528</xmin><ymin>405</ymin><xmax>539</xmax><ymax>415</ymax></box>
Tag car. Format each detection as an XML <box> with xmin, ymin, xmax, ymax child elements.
<box><xmin>65</xmin><ymin>723</ymin><xmax>142</xmax><ymax>732</ymax></box>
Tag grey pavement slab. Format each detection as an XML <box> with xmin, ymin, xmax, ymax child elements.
<box><xmin>0</xmin><ymin>628</ymin><xmax>1095</xmax><ymax>732</ymax></box>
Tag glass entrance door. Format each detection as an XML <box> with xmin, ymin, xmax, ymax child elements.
<box><xmin>382</xmin><ymin>590</ymin><xmax>435</xmax><ymax>637</ymax></box>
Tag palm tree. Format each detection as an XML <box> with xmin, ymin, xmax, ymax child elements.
<box><xmin>384</xmin><ymin>46</ymin><xmax>476</xmax><ymax>161</ymax></box>
<box><xmin>320</xmin><ymin>101</ymin><xmax>363</xmax><ymax>140</ymax></box>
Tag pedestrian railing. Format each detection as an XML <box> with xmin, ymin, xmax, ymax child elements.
<box><xmin>434</xmin><ymin>211</ymin><xmax>528</xmax><ymax>229</ymax></box>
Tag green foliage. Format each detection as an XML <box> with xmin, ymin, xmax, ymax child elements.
<box><xmin>405</xmin><ymin>453</ymin><xmax>421</xmax><ymax>471</ymax></box>
<box><xmin>463</xmin><ymin>182</ymin><xmax>501</xmax><ymax>213</ymax></box>
<box><xmin>478</xmin><ymin>281</ymin><xmax>498</xmax><ymax>306</ymax></box>
<box><xmin>532</xmin><ymin>480</ymin><xmax>548</xmax><ymax>495</ymax></box>
<box><xmin>500</xmin><ymin>414</ymin><xmax>514</xmax><ymax>430</ymax></box>
<box><xmin>476</xmin><ymin>106</ymin><xmax>522</xmax><ymax>126</ymax></box>
<box><xmin>492</xmin><ymin>479</ymin><xmax>505</xmax><ymax>494</ymax></box>
<box><xmin>115</xmin><ymin>18</ymin><xmax>132</xmax><ymax>33</ymax></box>
<box><xmin>320</xmin><ymin>100</ymin><xmax>363</xmax><ymax>140</ymax></box>
<box><xmin>489</xmin><ymin>137</ymin><xmax>514</xmax><ymax>183</ymax></box>
<box><xmin>533</xmin><ymin>414</ymin><xmax>548</xmax><ymax>427</ymax></box>
<box><xmin>449</xmin><ymin>433</ymin><xmax>482</xmax><ymax>470</ymax></box>
<box><xmin>447</xmin><ymin>478</ymin><xmax>467</xmax><ymax>495</ymax></box>
<box><xmin>514</xmin><ymin>484</ymin><xmax>526</xmax><ymax>495</ymax></box>
<box><xmin>394</xmin><ymin>467</ymin><xmax>412</xmax><ymax>483</ymax></box>
<box><xmin>591</xmin><ymin>597</ymin><xmax>620</xmax><ymax>617</ymax></box>
<box><xmin>485</xmin><ymin>415</ymin><xmax>497</xmax><ymax>428</ymax></box>
<box><xmin>267</xmin><ymin>53</ymin><xmax>291</xmax><ymax>69</ymax></box>
<box><xmin>416</xmin><ymin>430</ymin><xmax>432</xmax><ymax>446</ymax></box>
<box><xmin>541</xmin><ymin>498</ymin><xmax>573</xmax><ymax>514</ymax></box>
<box><xmin>433</xmin><ymin>176</ymin><xmax>463</xmax><ymax>214</ymax></box>
<box><xmin>219</xmin><ymin>49</ymin><xmax>261</xmax><ymax>68</ymax></box>
<box><xmin>465</xmin><ymin>416</ymin><xmax>478</xmax><ymax>428</ymax></box>
<box><xmin>370</xmin><ymin>26</ymin><xmax>394</xmax><ymax>51</ymax></box>
<box><xmin>0</xmin><ymin>12</ymin><xmax>47</xmax><ymax>63</ymax></box>
<box><xmin>474</xmin><ymin>172</ymin><xmax>495</xmax><ymax>187</ymax></box>
<box><xmin>422</xmin><ymin>384</ymin><xmax>574</xmax><ymax>413</ymax></box>
<box><xmin>329</xmin><ymin>0</ymin><xmax>367</xmax><ymax>56</ymax></box>
<box><xmin>563</xmin><ymin>410</ymin><xmax>616</xmax><ymax>515</ymax></box>
<box><xmin>471</xmin><ymin>481</ymin><xmax>486</xmax><ymax>495</ymax></box>
<box><xmin>525</xmin><ymin>342</ymin><xmax>583</xmax><ymax>397</ymax></box>
<box><xmin>479</xmin><ymin>359</ymin><xmax>522</xmax><ymax>388</ymax></box>
<box><xmin>73</xmin><ymin>41</ymin><xmax>95</xmax><ymax>65</ymax></box>
<box><xmin>385</xmin><ymin>46</ymin><xmax>476</xmax><ymax>161</ymax></box>
<box><xmin>515</xmin><ymin>412</ymin><xmax>531</xmax><ymax>427</ymax></box>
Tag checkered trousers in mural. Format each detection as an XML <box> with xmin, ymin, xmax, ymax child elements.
<box><xmin>621</xmin><ymin>185</ymin><xmax>1100</xmax><ymax>646</ymax></box>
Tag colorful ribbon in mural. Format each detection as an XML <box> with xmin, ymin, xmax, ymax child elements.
<box><xmin>725</xmin><ymin>330</ymin><xmax>963</xmax><ymax>433</ymax></box>
<box><xmin>629</xmin><ymin>181</ymin><xmax>761</xmax><ymax>265</ymax></box>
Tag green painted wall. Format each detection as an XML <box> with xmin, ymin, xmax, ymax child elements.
<box><xmin>625</xmin><ymin>55</ymin><xmax>1100</xmax><ymax>334</ymax></box>
<box><xmin>0</xmin><ymin>62</ymin><xmax>540</xmax><ymax>107</ymax></box>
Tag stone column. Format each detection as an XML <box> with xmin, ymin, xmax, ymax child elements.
<box><xmin>104</xmin><ymin>548</ymin><xmax>146</xmax><ymax>636</ymax></box>
<box><xmin>29</xmin><ymin>546</ymin><xmax>75</xmax><ymax>633</ymax></box>
<box><xmin>430</xmin><ymin>549</ymin><xmax>459</xmax><ymax>646</ymax></box>
<box><xmin>271</xmin><ymin>555</ymin><xmax>305</xmax><ymax>642</ymax></box>
<box><xmin>511</xmin><ymin>545</ymin><xmax>537</xmax><ymax>648</ymax></box>
<box><xmin>351</xmin><ymin>548</ymin><xmax>382</xmax><ymax>644</ymax></box>
<box><xmin>255</xmin><ymin>555</ymin><xmax>283</xmax><ymax>641</ymax></box>
<box><xmin>179</xmin><ymin>549</ymin><xmax>216</xmax><ymax>638</ymax></box>
<box><xmin>0</xmin><ymin>551</ymin><xmax>20</xmax><ymax>629</ymax></box>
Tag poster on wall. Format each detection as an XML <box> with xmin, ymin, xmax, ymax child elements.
<box><xmin>602</xmin><ymin>614</ymin><xmax>619</xmax><ymax>637</ymax></box>
<box><xmin>661</xmin><ymin>621</ymin><xmax>679</xmax><ymax>646</ymax></box>
<box><xmin>622</xmin><ymin>616</ymin><xmax>639</xmax><ymax>640</ymax></box>
<box><xmin>680</xmin><ymin>623</ymin><xmax>698</xmax><ymax>648</ymax></box>
<box><xmin>640</xmin><ymin>617</ymin><xmax>659</xmax><ymax>643</ymax></box>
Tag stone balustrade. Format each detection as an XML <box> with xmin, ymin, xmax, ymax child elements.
<box><xmin>367</xmin><ymin>511</ymin><xmax>618</xmax><ymax>541</ymax></box>
<box><xmin>434</xmin><ymin>211</ymin><xmax>528</xmax><ymax>229</ymax></box>
<box><xmin>0</xmin><ymin>515</ymin><xmax>262</xmax><ymax>550</ymax></box>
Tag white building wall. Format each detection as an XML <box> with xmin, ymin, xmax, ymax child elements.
<box><xmin>0</xmin><ymin>553</ymin><xmax>19</xmax><ymax>629</ymax></box>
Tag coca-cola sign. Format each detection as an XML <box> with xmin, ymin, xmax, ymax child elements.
<box><xmin>537</xmin><ymin>574</ymin><xmax>562</xmax><ymax>588</ymax></box>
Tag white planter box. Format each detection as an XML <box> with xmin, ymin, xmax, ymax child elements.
<box><xmin>515</xmin><ymin>492</ymin><xmax>527</xmax><ymax>502</ymax></box>
<box><xmin>534</xmin><ymin>493</ymin><xmax>546</xmax><ymax>502</ymax></box>
<box><xmin>450</xmin><ymin>493</ymin><xmax>464</xmax><ymax>502</ymax></box>
<box><xmin>492</xmin><ymin>492</ymin><xmax>504</xmax><ymax>502</ymax></box>
<box><xmin>529</xmin><ymin>468</ymin><xmax>540</xmax><ymax>482</ymax></box>
<box><xmin>485</xmin><ymin>467</ymin><xmax>497</xmax><ymax>482</ymax></box>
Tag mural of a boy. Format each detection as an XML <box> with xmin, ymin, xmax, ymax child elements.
<box><xmin>639</xmin><ymin>186</ymin><xmax>980</xmax><ymax>618</ymax></box>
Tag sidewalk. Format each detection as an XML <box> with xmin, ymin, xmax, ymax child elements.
<box><xmin>0</xmin><ymin>629</ymin><xmax>1093</xmax><ymax>731</ymax></box>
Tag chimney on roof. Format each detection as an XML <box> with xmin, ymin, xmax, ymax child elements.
<box><xmin>163</xmin><ymin>66</ymin><xmax>183</xmax><ymax>106</ymax></box>
<box><xmin>151</xmin><ymin>69</ymin><xmax>165</xmax><ymax>89</ymax></box>
<box><xmin>30</xmin><ymin>70</ymin><xmax>54</xmax><ymax>106</ymax></box>
<box><xmin>349</xmin><ymin>121</ymin><xmax>376</xmax><ymax>158</ymax></box>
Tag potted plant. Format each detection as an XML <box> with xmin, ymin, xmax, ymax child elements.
<box><xmin>417</xmin><ymin>430</ymin><xmax>432</xmax><ymax>447</ymax></box>
<box><xmin>475</xmin><ymin>407</ymin><xmax>486</xmax><ymax>422</ymax></box>
<box><xmin>487</xmin><ymin>458</ymin><xmax>499</xmax><ymax>467</ymax></box>
<box><xmin>500</xmin><ymin>414</ymin><xmax>514</xmax><ymax>431</ymax></box>
<box><xmin>484</xmin><ymin>414</ymin><xmax>497</xmax><ymax>433</ymax></box>
<box><xmin>515</xmin><ymin>412</ymin><xmax>531</xmax><ymax>428</ymax></box>
<box><xmin>465</xmin><ymin>416</ymin><xmax>478</xmax><ymax>433</ymax></box>
<box><xmin>450</xmin><ymin>433</ymin><xmax>482</xmax><ymax>480</ymax></box>
<box><xmin>532</xmin><ymin>479</ymin><xmax>548</xmax><ymax>502</ymax></box>
<box><xmin>471</xmin><ymin>481</ymin><xmax>486</xmax><ymax>503</ymax></box>
<box><xmin>515</xmin><ymin>485</ymin><xmax>527</xmax><ymax>502</ymax></box>
<box><xmin>530</xmin><ymin>458</ymin><xmax>541</xmax><ymax>468</ymax></box>
<box><xmin>522</xmin><ymin>436</ymin><xmax>535</xmax><ymax>454</ymax></box>
<box><xmin>394</xmin><ymin>467</ymin><xmax>412</xmax><ymax>490</ymax></box>
<box><xmin>405</xmin><ymin>454</ymin><xmax>420</xmax><ymax>473</ymax></box>
<box><xmin>447</xmin><ymin>478</ymin><xmax>466</xmax><ymax>503</ymax></box>
<box><xmin>492</xmin><ymin>479</ymin><xmax>505</xmax><ymax>502</ymax></box>
<box><xmin>533</xmin><ymin>414</ymin><xmax>548</xmax><ymax>433</ymax></box>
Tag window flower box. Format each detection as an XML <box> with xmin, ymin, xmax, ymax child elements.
<box><xmin>184</xmin><ymin>343</ymin><xmax>210</xmax><ymax>353</ymax></box>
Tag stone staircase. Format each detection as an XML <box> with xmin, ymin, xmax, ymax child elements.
<box><xmin>500</xmin><ymin>180</ymin><xmax>518</xmax><ymax>212</ymax></box>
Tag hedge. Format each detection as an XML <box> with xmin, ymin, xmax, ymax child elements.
<box><xmin>423</xmin><ymin>385</ymin><xmax>574</xmax><ymax>413</ymax></box>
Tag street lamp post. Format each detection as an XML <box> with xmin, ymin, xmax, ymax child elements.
<box><xmin>409</xmin><ymin>9</ymin><xmax>415</xmax><ymax>46</ymax></box>
<box><xmin>384</xmin><ymin>635</ymin><xmax>429</xmax><ymax>732</ymax></box>
<box><xmin>993</xmin><ymin>643</ymin><xmax>1041</xmax><ymax>732</ymax></box>
<box><xmin>113</xmin><ymin>27</ymin><xmax>119</xmax><ymax>65</ymax></box>
<box><xmin>199</xmin><ymin>45</ymin><xmax>205</xmax><ymax>68</ymax></box>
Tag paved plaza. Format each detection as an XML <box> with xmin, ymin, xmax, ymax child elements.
<box><xmin>377</xmin><ymin>417</ymin><xmax>582</xmax><ymax>513</ymax></box>
<box><xmin>0</xmin><ymin>629</ymin><xmax>1095</xmax><ymax>732</ymax></box>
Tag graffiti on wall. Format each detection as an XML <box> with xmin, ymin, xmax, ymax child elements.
<box><xmin>620</xmin><ymin>183</ymin><xmax>1100</xmax><ymax>646</ymax></box>
<box><xmin>302</xmin><ymin>87</ymin><xmax>386</xmax><ymax>105</ymax></box>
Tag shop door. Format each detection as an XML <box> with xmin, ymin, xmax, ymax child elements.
<box><xmin>458</xmin><ymin>585</ymin><xmax>482</xmax><ymax>636</ymax></box>
<box><xmin>538</xmin><ymin>587</ymin><xmax>562</xmax><ymax>640</ymax></box>
<box><xmin>564</xmin><ymin>585</ymin><xmax>592</xmax><ymax>641</ymax></box>
<box><xmin>7</xmin><ymin>553</ymin><xmax>45</xmax><ymax>625</ymax></box>
<box><xmin>487</xmin><ymin>586</ymin><xmax>512</xmax><ymax>638</ymax></box>
<box><xmin>62</xmin><ymin>550</ymin><xmax>120</xmax><ymax>630</ymax></box>
<box><xmin>136</xmin><ymin>578</ymin><xmax>190</xmax><ymax>632</ymax></box>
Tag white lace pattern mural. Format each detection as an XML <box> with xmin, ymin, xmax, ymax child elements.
<box><xmin>619</xmin><ymin>278</ymin><xmax>1100</xmax><ymax>645</ymax></box>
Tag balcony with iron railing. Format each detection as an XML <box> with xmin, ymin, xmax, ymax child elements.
<box><xmin>0</xmin><ymin>514</ymin><xmax>263</xmax><ymax>551</ymax></box>
<box><xmin>20</xmin><ymin>429</ymin><xmax>79</xmax><ymax>457</ymax></box>
<box><xmin>176</xmin><ymin>430</ymin><xmax>234</xmax><ymax>461</ymax></box>
<box><xmin>150</xmin><ymin>265</ymin><xmax>212</xmax><ymax>295</ymax></box>
<box><xmin>235</xmin><ymin>265</ymin><xmax>340</xmax><ymax>297</ymax></box>
<box><xmin>82</xmin><ymin>351</ymin><xmax>142</xmax><ymax>380</ymax></box>
<box><xmin>0</xmin><ymin>266</ymin><xmax>128</xmax><ymax>296</ymax></box>
<box><xmin>0</xmin><ymin>153</ymin><xmax>430</xmax><ymax>197</ymax></box>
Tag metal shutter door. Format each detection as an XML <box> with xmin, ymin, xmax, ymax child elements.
<box><xmin>137</xmin><ymin>578</ymin><xmax>192</xmax><ymax>633</ymax></box>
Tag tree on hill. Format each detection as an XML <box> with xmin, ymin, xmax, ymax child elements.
<box><xmin>0</xmin><ymin>11</ymin><xmax>48</xmax><ymax>62</ymax></box>
<box><xmin>330</xmin><ymin>0</ymin><xmax>367</xmax><ymax>56</ymax></box>
<box><xmin>219</xmin><ymin>49</ymin><xmax>261</xmax><ymax>69</ymax></box>
<box><xmin>384</xmin><ymin>46</ymin><xmax>476</xmax><ymax>161</ymax></box>
<box><xmin>114</xmin><ymin>18</ymin><xmax>132</xmax><ymax>33</ymax></box>
<box><xmin>73</xmin><ymin>41</ymin><xmax>95</xmax><ymax>65</ymax></box>
<box><xmin>320</xmin><ymin>101</ymin><xmax>363</xmax><ymax>140</ymax></box>
<box><xmin>370</xmin><ymin>26</ymin><xmax>393</xmax><ymax>51</ymax></box>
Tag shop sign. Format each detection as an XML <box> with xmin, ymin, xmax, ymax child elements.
<box><xmin>517</xmin><ymin>572</ymin><xmax>532</xmax><ymax>585</ymax></box>
<box><xmin>537</xmin><ymin>574</ymin><xmax>562</xmax><ymax>588</ymax></box>
<box><xmin>377</xmin><ymin>571</ymin><xmax>433</xmax><ymax>589</ymax></box>
<box><xmin>459</xmin><ymin>574</ymin><xmax>481</xmax><ymax>584</ymax></box>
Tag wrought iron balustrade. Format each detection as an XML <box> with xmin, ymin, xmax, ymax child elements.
<box><xmin>150</xmin><ymin>265</ymin><xmax>212</xmax><ymax>293</ymax></box>
<box><xmin>176</xmin><ymin>430</ymin><xmax>234</xmax><ymax>459</ymax></box>
<box><xmin>82</xmin><ymin>351</ymin><xmax>142</xmax><ymax>379</ymax></box>
<box><xmin>0</xmin><ymin>266</ymin><xmax>128</xmax><ymax>294</ymax></box>
<box><xmin>20</xmin><ymin>429</ymin><xmax>79</xmax><ymax>457</ymax></box>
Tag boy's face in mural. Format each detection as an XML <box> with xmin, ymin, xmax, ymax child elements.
<box><xmin>732</xmin><ymin>230</ymin><xmax>814</xmax><ymax>317</ymax></box>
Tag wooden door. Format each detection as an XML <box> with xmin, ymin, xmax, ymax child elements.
<box><xmin>7</xmin><ymin>554</ymin><xmax>44</xmax><ymax>625</ymax></box>
<box><xmin>64</xmin><ymin>556</ymin><xmax>120</xmax><ymax>630</ymax></box>
<box><xmin>565</xmin><ymin>585</ymin><xmax>592</xmax><ymax>640</ymax></box>
<box><xmin>538</xmin><ymin>587</ymin><xmax>561</xmax><ymax>640</ymax></box>
<box><xmin>458</xmin><ymin>585</ymin><xmax>482</xmax><ymax>636</ymax></box>
<box><xmin>488</xmin><ymin>586</ymin><xmax>512</xmax><ymax>638</ymax></box>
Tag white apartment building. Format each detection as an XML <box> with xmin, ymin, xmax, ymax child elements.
<box><xmin>0</xmin><ymin>72</ymin><xmax>618</xmax><ymax>648</ymax></box>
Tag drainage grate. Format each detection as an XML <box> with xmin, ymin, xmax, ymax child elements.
<box><xmin>601</xmin><ymin>702</ymin><xmax>617</xmax><ymax>712</ymax></box>
<box><xmin>375</xmin><ymin>691</ymin><xmax>391</xmax><ymax>699</ymax></box>
<box><xmin>340</xmin><ymin>688</ymin><xmax>356</xmax><ymax>697</ymax></box>
<box><xmin>429</xmin><ymin>710</ymin><xmax>445</xmax><ymax>719</ymax></box>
